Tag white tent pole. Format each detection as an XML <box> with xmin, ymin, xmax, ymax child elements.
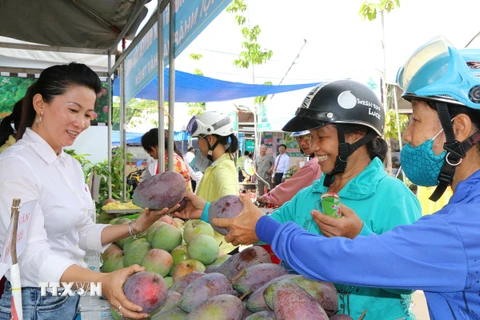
<box><xmin>168</xmin><ymin>0</ymin><xmax>175</xmax><ymax>171</ymax></box>
<box><xmin>107</xmin><ymin>50</ymin><xmax>113</xmax><ymax>199</ymax></box>
<box><xmin>157</xmin><ymin>0</ymin><xmax>166</xmax><ymax>174</ymax></box>
<box><xmin>392</xmin><ymin>85</ymin><xmax>405</xmax><ymax>183</ymax></box>
<box><xmin>120</xmin><ymin>42</ymin><xmax>127</xmax><ymax>201</ymax></box>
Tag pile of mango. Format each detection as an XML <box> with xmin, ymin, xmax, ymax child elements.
<box><xmin>102</xmin><ymin>216</ymin><xmax>348</xmax><ymax>319</ymax></box>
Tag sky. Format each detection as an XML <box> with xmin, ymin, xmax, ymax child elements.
<box><xmin>140</xmin><ymin>0</ymin><xmax>480</xmax><ymax>130</ymax></box>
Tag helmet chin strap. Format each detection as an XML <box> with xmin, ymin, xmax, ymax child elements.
<box><xmin>323</xmin><ymin>125</ymin><xmax>377</xmax><ymax>187</ymax></box>
<box><xmin>429</xmin><ymin>102</ymin><xmax>480</xmax><ymax>201</ymax></box>
<box><xmin>205</xmin><ymin>136</ymin><xmax>220</xmax><ymax>162</ymax></box>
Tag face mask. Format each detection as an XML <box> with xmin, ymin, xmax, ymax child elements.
<box><xmin>190</xmin><ymin>150</ymin><xmax>212</xmax><ymax>173</ymax></box>
<box><xmin>400</xmin><ymin>128</ymin><xmax>446</xmax><ymax>187</ymax></box>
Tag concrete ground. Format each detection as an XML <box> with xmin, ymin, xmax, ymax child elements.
<box><xmin>411</xmin><ymin>291</ymin><xmax>430</xmax><ymax>319</ymax></box>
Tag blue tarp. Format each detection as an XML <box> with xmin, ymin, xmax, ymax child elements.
<box><xmin>112</xmin><ymin>130</ymin><xmax>189</xmax><ymax>146</ymax></box>
<box><xmin>114</xmin><ymin>68</ymin><xmax>321</xmax><ymax>102</ymax></box>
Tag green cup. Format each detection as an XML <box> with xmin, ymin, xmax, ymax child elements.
<box><xmin>321</xmin><ymin>192</ymin><xmax>341</xmax><ymax>218</ymax></box>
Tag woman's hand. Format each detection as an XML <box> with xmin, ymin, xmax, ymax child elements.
<box><xmin>311</xmin><ymin>203</ymin><xmax>363</xmax><ymax>239</ymax></box>
<box><xmin>135</xmin><ymin>205</ymin><xmax>180</xmax><ymax>232</ymax></box>
<box><xmin>101</xmin><ymin>265</ymin><xmax>150</xmax><ymax>319</ymax></box>
<box><xmin>212</xmin><ymin>193</ymin><xmax>264</xmax><ymax>246</ymax></box>
<box><xmin>172</xmin><ymin>191</ymin><xmax>206</xmax><ymax>220</ymax></box>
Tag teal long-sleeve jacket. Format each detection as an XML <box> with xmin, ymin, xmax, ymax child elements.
<box><xmin>268</xmin><ymin>157</ymin><xmax>422</xmax><ymax>319</ymax></box>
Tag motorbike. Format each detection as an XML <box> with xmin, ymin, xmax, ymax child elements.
<box><xmin>126</xmin><ymin>160</ymin><xmax>146</xmax><ymax>196</ymax></box>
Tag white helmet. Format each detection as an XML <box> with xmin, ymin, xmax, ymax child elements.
<box><xmin>187</xmin><ymin>112</ymin><xmax>234</xmax><ymax>137</ymax></box>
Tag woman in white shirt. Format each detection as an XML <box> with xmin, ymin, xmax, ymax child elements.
<box><xmin>0</xmin><ymin>63</ymin><xmax>174</xmax><ymax>320</ymax></box>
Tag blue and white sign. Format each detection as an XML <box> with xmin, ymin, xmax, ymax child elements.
<box><xmin>125</xmin><ymin>0</ymin><xmax>232</xmax><ymax>102</ymax></box>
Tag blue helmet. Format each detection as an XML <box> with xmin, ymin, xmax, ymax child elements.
<box><xmin>396</xmin><ymin>36</ymin><xmax>480</xmax><ymax>109</ymax></box>
<box><xmin>396</xmin><ymin>36</ymin><xmax>480</xmax><ymax>202</ymax></box>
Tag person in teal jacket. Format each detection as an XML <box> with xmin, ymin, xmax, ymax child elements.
<box><xmin>177</xmin><ymin>80</ymin><xmax>422</xmax><ymax>319</ymax></box>
<box><xmin>252</xmin><ymin>80</ymin><xmax>421</xmax><ymax>319</ymax></box>
<box><xmin>269</xmin><ymin>158</ymin><xmax>421</xmax><ymax>319</ymax></box>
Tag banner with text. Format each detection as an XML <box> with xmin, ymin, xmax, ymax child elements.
<box><xmin>125</xmin><ymin>0</ymin><xmax>232</xmax><ymax>102</ymax></box>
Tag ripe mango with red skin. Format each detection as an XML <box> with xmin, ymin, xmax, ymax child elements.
<box><xmin>246</xmin><ymin>274</ymin><xmax>296</xmax><ymax>313</ymax></box>
<box><xmin>151</xmin><ymin>307</ymin><xmax>188</xmax><ymax>320</ymax></box>
<box><xmin>155</xmin><ymin>291</ymin><xmax>181</xmax><ymax>314</ymax></box>
<box><xmin>141</xmin><ymin>249</ymin><xmax>173</xmax><ymax>277</ymax></box>
<box><xmin>208</xmin><ymin>194</ymin><xmax>243</xmax><ymax>235</ymax></box>
<box><xmin>133</xmin><ymin>171</ymin><xmax>186</xmax><ymax>210</ymax></box>
<box><xmin>179</xmin><ymin>273</ymin><xmax>234</xmax><ymax>313</ymax></box>
<box><xmin>123</xmin><ymin>271</ymin><xmax>168</xmax><ymax>314</ymax></box>
<box><xmin>273</xmin><ymin>281</ymin><xmax>329</xmax><ymax>320</ymax></box>
<box><xmin>233</xmin><ymin>263</ymin><xmax>288</xmax><ymax>294</ymax></box>
<box><xmin>169</xmin><ymin>271</ymin><xmax>206</xmax><ymax>295</ymax></box>
<box><xmin>101</xmin><ymin>244</ymin><xmax>123</xmax><ymax>273</ymax></box>
<box><xmin>186</xmin><ymin>294</ymin><xmax>245</xmax><ymax>320</ymax></box>
<box><xmin>216</xmin><ymin>246</ymin><xmax>271</xmax><ymax>281</ymax></box>
<box><xmin>264</xmin><ymin>275</ymin><xmax>338</xmax><ymax>316</ymax></box>
<box><xmin>245</xmin><ymin>310</ymin><xmax>276</xmax><ymax>320</ymax></box>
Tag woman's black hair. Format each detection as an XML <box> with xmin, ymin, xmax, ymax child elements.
<box><xmin>424</xmin><ymin>100</ymin><xmax>480</xmax><ymax>152</ymax></box>
<box><xmin>214</xmin><ymin>133</ymin><xmax>239</xmax><ymax>155</ymax></box>
<box><xmin>141</xmin><ymin>128</ymin><xmax>183</xmax><ymax>158</ymax></box>
<box><xmin>344</xmin><ymin>124</ymin><xmax>388</xmax><ymax>162</ymax></box>
<box><xmin>16</xmin><ymin>62</ymin><xmax>102</xmax><ymax>140</ymax></box>
<box><xmin>0</xmin><ymin>99</ymin><xmax>23</xmax><ymax>146</ymax></box>
<box><xmin>187</xmin><ymin>146</ymin><xmax>195</xmax><ymax>152</ymax></box>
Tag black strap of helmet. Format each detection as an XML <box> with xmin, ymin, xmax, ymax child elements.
<box><xmin>323</xmin><ymin>125</ymin><xmax>377</xmax><ymax>187</ymax></box>
<box><xmin>430</xmin><ymin>103</ymin><xmax>465</xmax><ymax>201</ymax></box>
<box><xmin>206</xmin><ymin>138</ymin><xmax>219</xmax><ymax>162</ymax></box>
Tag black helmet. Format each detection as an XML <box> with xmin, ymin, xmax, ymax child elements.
<box><xmin>282</xmin><ymin>79</ymin><xmax>385</xmax><ymax>136</ymax></box>
<box><xmin>283</xmin><ymin>80</ymin><xmax>385</xmax><ymax>187</ymax></box>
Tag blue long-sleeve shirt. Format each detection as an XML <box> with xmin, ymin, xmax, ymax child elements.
<box><xmin>257</xmin><ymin>169</ymin><xmax>480</xmax><ymax>320</ymax></box>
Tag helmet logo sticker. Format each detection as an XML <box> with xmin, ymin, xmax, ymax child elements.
<box><xmin>301</xmin><ymin>95</ymin><xmax>312</xmax><ymax>109</ymax></box>
<box><xmin>337</xmin><ymin>91</ymin><xmax>357</xmax><ymax>109</ymax></box>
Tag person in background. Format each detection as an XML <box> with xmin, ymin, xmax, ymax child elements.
<box><xmin>243</xmin><ymin>151</ymin><xmax>255</xmax><ymax>183</ymax></box>
<box><xmin>254</xmin><ymin>144</ymin><xmax>274</xmax><ymax>198</ymax></box>
<box><xmin>237</xmin><ymin>150</ymin><xmax>249</xmax><ymax>182</ymax></box>
<box><xmin>183</xmin><ymin>146</ymin><xmax>195</xmax><ymax>164</ymax></box>
<box><xmin>0</xmin><ymin>99</ymin><xmax>22</xmax><ymax>153</ymax></box>
<box><xmin>141</xmin><ymin>128</ymin><xmax>192</xmax><ymax>192</ymax></box>
<box><xmin>269</xmin><ymin>144</ymin><xmax>290</xmax><ymax>187</ymax></box>
<box><xmin>257</xmin><ymin>131</ymin><xmax>321</xmax><ymax>207</ymax></box>
<box><xmin>183</xmin><ymin>146</ymin><xmax>201</xmax><ymax>192</ymax></box>
<box><xmin>0</xmin><ymin>63</ymin><xmax>177</xmax><ymax>320</ymax></box>
<box><xmin>183</xmin><ymin>79</ymin><xmax>422</xmax><ymax>319</ymax></box>
<box><xmin>211</xmin><ymin>37</ymin><xmax>480</xmax><ymax>319</ymax></box>
<box><xmin>182</xmin><ymin>111</ymin><xmax>240</xmax><ymax>254</ymax></box>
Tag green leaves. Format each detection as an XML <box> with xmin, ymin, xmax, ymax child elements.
<box><xmin>384</xmin><ymin>109</ymin><xmax>408</xmax><ymax>140</ymax></box>
<box><xmin>187</xmin><ymin>53</ymin><xmax>206</xmax><ymax>116</ymax></box>
<box><xmin>0</xmin><ymin>77</ymin><xmax>35</xmax><ymax>117</ymax></box>
<box><xmin>65</xmin><ymin>147</ymin><xmax>133</xmax><ymax>213</ymax></box>
<box><xmin>226</xmin><ymin>0</ymin><xmax>248</xmax><ymax>26</ymax></box>
<box><xmin>358</xmin><ymin>0</ymin><xmax>400</xmax><ymax>21</ymax></box>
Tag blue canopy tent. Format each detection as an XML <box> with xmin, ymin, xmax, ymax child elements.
<box><xmin>112</xmin><ymin>130</ymin><xmax>190</xmax><ymax>146</ymax></box>
<box><xmin>114</xmin><ymin>68</ymin><xmax>321</xmax><ymax>102</ymax></box>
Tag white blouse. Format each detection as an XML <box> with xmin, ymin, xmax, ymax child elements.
<box><xmin>0</xmin><ymin>129</ymin><xmax>108</xmax><ymax>287</ymax></box>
